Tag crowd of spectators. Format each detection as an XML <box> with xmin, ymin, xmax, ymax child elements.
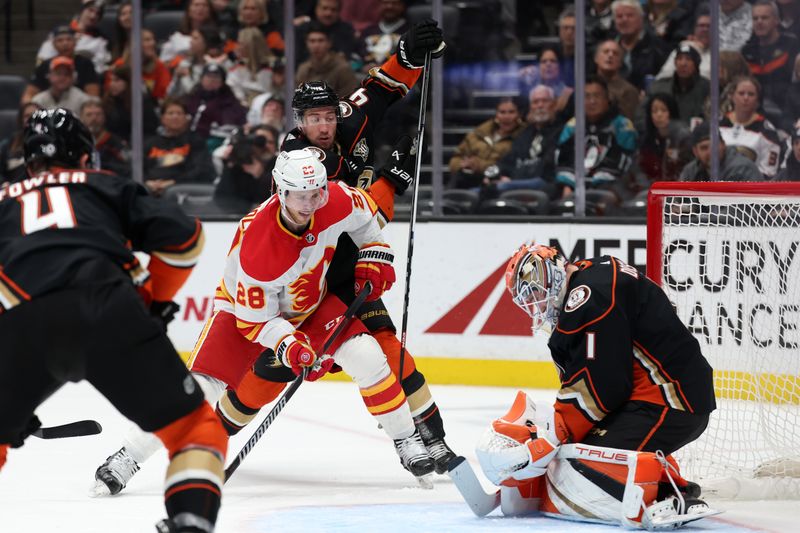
<box><xmin>2</xmin><ymin>0</ymin><xmax>800</xmax><ymax>217</ymax></box>
<box><xmin>444</xmin><ymin>0</ymin><xmax>800</xmax><ymax>215</ymax></box>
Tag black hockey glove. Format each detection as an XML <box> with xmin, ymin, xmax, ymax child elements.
<box><xmin>396</xmin><ymin>18</ymin><xmax>446</xmax><ymax>69</ymax></box>
<box><xmin>378</xmin><ymin>135</ymin><xmax>416</xmax><ymax>194</ymax></box>
<box><xmin>151</xmin><ymin>300</ymin><xmax>180</xmax><ymax>331</ymax></box>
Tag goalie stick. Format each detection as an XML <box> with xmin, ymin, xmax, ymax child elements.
<box><xmin>447</xmin><ymin>456</ymin><xmax>501</xmax><ymax>517</ymax></box>
<box><xmin>32</xmin><ymin>420</ymin><xmax>102</xmax><ymax>439</ymax></box>
<box><xmin>224</xmin><ymin>282</ymin><xmax>372</xmax><ymax>482</ymax></box>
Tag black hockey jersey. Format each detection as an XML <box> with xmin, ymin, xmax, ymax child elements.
<box><xmin>548</xmin><ymin>256</ymin><xmax>716</xmax><ymax>443</ymax></box>
<box><xmin>0</xmin><ymin>168</ymin><xmax>203</xmax><ymax>312</ymax></box>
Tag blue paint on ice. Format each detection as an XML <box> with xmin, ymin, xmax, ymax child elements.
<box><xmin>254</xmin><ymin>503</ymin><xmax>756</xmax><ymax>532</ymax></box>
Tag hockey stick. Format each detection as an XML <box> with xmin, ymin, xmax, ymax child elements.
<box><xmin>224</xmin><ymin>282</ymin><xmax>372</xmax><ymax>482</ymax></box>
<box><xmin>31</xmin><ymin>420</ymin><xmax>102</xmax><ymax>439</ymax></box>
<box><xmin>447</xmin><ymin>456</ymin><xmax>501</xmax><ymax>517</ymax></box>
<box><xmin>397</xmin><ymin>50</ymin><xmax>433</xmax><ymax>383</ymax></box>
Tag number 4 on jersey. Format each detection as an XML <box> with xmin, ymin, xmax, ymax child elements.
<box><xmin>18</xmin><ymin>186</ymin><xmax>76</xmax><ymax>234</ymax></box>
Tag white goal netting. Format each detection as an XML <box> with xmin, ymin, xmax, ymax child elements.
<box><xmin>647</xmin><ymin>183</ymin><xmax>800</xmax><ymax>499</ymax></box>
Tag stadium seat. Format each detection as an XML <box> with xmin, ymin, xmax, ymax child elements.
<box><xmin>550</xmin><ymin>189</ymin><xmax>620</xmax><ymax>216</ymax></box>
<box><xmin>97</xmin><ymin>7</ymin><xmax>119</xmax><ymax>44</ymax></box>
<box><xmin>162</xmin><ymin>183</ymin><xmax>216</xmax><ymax>205</ymax></box>
<box><xmin>442</xmin><ymin>189</ymin><xmax>480</xmax><ymax>214</ymax></box>
<box><xmin>0</xmin><ymin>75</ymin><xmax>27</xmax><ymax>110</ymax></box>
<box><xmin>620</xmin><ymin>189</ymin><xmax>648</xmax><ymax>217</ymax></box>
<box><xmin>477</xmin><ymin>198</ymin><xmax>529</xmax><ymax>216</ymax></box>
<box><xmin>498</xmin><ymin>189</ymin><xmax>550</xmax><ymax>215</ymax></box>
<box><xmin>143</xmin><ymin>11</ymin><xmax>183</xmax><ymax>43</ymax></box>
<box><xmin>0</xmin><ymin>109</ymin><xmax>18</xmax><ymax>139</ymax></box>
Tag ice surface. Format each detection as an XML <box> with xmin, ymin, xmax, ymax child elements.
<box><xmin>0</xmin><ymin>382</ymin><xmax>794</xmax><ymax>532</ymax></box>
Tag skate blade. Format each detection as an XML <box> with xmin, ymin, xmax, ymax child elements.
<box><xmin>87</xmin><ymin>479</ymin><xmax>112</xmax><ymax>498</ymax></box>
<box><xmin>649</xmin><ymin>508</ymin><xmax>722</xmax><ymax>528</ymax></box>
<box><xmin>416</xmin><ymin>473</ymin><xmax>435</xmax><ymax>490</ymax></box>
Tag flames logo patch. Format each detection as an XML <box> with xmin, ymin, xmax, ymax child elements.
<box><xmin>288</xmin><ymin>246</ymin><xmax>336</xmax><ymax>313</ymax></box>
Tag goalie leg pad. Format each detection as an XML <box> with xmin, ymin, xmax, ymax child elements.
<box><xmin>336</xmin><ymin>334</ymin><xmax>414</xmax><ymax>439</ymax></box>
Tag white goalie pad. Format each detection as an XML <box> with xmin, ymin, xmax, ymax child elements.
<box><xmin>544</xmin><ymin>444</ymin><xmax>721</xmax><ymax>530</ymax></box>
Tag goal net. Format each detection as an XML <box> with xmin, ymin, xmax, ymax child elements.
<box><xmin>646</xmin><ymin>182</ymin><xmax>800</xmax><ymax>500</ymax></box>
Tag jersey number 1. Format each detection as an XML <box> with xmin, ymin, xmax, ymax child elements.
<box><xmin>18</xmin><ymin>187</ymin><xmax>77</xmax><ymax>235</ymax></box>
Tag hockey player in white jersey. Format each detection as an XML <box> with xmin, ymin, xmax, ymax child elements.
<box><xmin>90</xmin><ymin>149</ymin><xmax>433</xmax><ymax>496</ymax></box>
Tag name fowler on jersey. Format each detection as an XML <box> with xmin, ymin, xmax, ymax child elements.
<box><xmin>0</xmin><ymin>171</ymin><xmax>88</xmax><ymax>201</ymax></box>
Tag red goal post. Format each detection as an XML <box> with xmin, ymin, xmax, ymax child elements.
<box><xmin>646</xmin><ymin>181</ymin><xmax>800</xmax><ymax>499</ymax></box>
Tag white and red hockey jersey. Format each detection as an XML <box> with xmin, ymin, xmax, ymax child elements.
<box><xmin>214</xmin><ymin>181</ymin><xmax>383</xmax><ymax>350</ymax></box>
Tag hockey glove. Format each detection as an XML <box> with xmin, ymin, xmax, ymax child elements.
<box><xmin>151</xmin><ymin>300</ymin><xmax>180</xmax><ymax>331</ymax></box>
<box><xmin>378</xmin><ymin>135</ymin><xmax>416</xmax><ymax>195</ymax></box>
<box><xmin>355</xmin><ymin>243</ymin><xmax>395</xmax><ymax>301</ymax></box>
<box><xmin>276</xmin><ymin>331</ymin><xmax>318</xmax><ymax>377</ymax></box>
<box><xmin>396</xmin><ymin>18</ymin><xmax>446</xmax><ymax>69</ymax></box>
<box><xmin>306</xmin><ymin>354</ymin><xmax>335</xmax><ymax>382</ymax></box>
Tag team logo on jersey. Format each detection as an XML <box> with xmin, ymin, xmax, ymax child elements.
<box><xmin>182</xmin><ymin>375</ymin><xmax>196</xmax><ymax>395</ymax></box>
<box><xmin>565</xmin><ymin>285</ymin><xmax>591</xmax><ymax>312</ymax></box>
<box><xmin>305</xmin><ymin>233</ymin><xmax>315</xmax><ymax>243</ymax></box>
<box><xmin>339</xmin><ymin>101</ymin><xmax>353</xmax><ymax>118</ymax></box>
<box><xmin>42</xmin><ymin>144</ymin><xmax>57</xmax><ymax>157</ymax></box>
<box><xmin>306</xmin><ymin>146</ymin><xmax>326</xmax><ymax>162</ymax></box>
<box><xmin>354</xmin><ymin>138</ymin><xmax>369</xmax><ymax>162</ymax></box>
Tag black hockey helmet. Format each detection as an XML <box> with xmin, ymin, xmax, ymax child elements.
<box><xmin>23</xmin><ymin>108</ymin><xmax>95</xmax><ymax>168</ymax></box>
<box><xmin>291</xmin><ymin>81</ymin><xmax>341</xmax><ymax>124</ymax></box>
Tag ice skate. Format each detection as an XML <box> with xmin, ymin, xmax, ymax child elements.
<box><xmin>394</xmin><ymin>429</ymin><xmax>435</xmax><ymax>477</ymax></box>
<box><xmin>425</xmin><ymin>438</ymin><xmax>456</xmax><ymax>475</ymax></box>
<box><xmin>89</xmin><ymin>447</ymin><xmax>140</xmax><ymax>497</ymax></box>
<box><xmin>644</xmin><ymin>495</ymin><xmax>721</xmax><ymax>529</ymax></box>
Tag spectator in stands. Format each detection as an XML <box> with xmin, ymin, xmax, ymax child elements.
<box><xmin>647</xmin><ymin>43</ymin><xmax>709</xmax><ymax>126</ymax></box>
<box><xmin>108</xmin><ymin>29</ymin><xmax>172</xmax><ymax>102</ymax></box>
<box><xmin>785</xmin><ymin>56</ymin><xmax>800</xmax><ymax>126</ymax></box>
<box><xmin>102</xmin><ymin>66</ymin><xmax>160</xmax><ymax>143</ymax></box>
<box><xmin>657</xmin><ymin>8</ymin><xmax>712</xmax><ymax>80</ymax></box>
<box><xmin>593</xmin><ymin>39</ymin><xmax>640</xmax><ymax>120</ymax></box>
<box><xmin>167</xmin><ymin>25</ymin><xmax>223</xmax><ymax>98</ymax></box>
<box><xmin>36</xmin><ymin>0</ymin><xmax>110</xmax><ymax>74</ymax></box>
<box><xmin>720</xmin><ymin>0</ymin><xmax>753</xmax><ymax>52</ymax></box>
<box><xmin>520</xmin><ymin>46</ymin><xmax>574</xmax><ymax>115</ymax></box>
<box><xmin>247</xmin><ymin>94</ymin><xmax>286</xmax><ymax>133</ymax></box>
<box><xmin>777</xmin><ymin>0</ymin><xmax>800</xmax><ymax>37</ymax></box>
<box><xmin>296</xmin><ymin>22</ymin><xmax>360</xmax><ymax>98</ymax></box>
<box><xmin>775</xmin><ymin>125</ymin><xmax>800</xmax><ymax>180</ymax></box>
<box><xmin>720</xmin><ymin>75</ymin><xmax>784</xmax><ymax>179</ymax></box>
<box><xmin>161</xmin><ymin>0</ymin><xmax>220</xmax><ymax>64</ymax></box>
<box><xmin>109</xmin><ymin>0</ymin><xmax>132</xmax><ymax>61</ymax></box>
<box><xmin>713</xmin><ymin>50</ymin><xmax>752</xmax><ymax>116</ymax></box>
<box><xmin>358</xmin><ymin>0</ymin><xmax>408</xmax><ymax>74</ymax></box>
<box><xmin>184</xmin><ymin>63</ymin><xmax>247</xmax><ymax>140</ymax></box>
<box><xmin>211</xmin><ymin>0</ymin><xmax>237</xmax><ymax>36</ymax></box>
<box><xmin>742</xmin><ymin>0</ymin><xmax>800</xmax><ymax>112</ymax></box>
<box><xmin>646</xmin><ymin>0</ymin><xmax>694</xmax><ymax>47</ymax></box>
<box><xmin>22</xmin><ymin>25</ymin><xmax>100</xmax><ymax>104</ymax></box>
<box><xmin>31</xmin><ymin>56</ymin><xmax>91</xmax><ymax>115</ymax></box>
<box><xmin>224</xmin><ymin>0</ymin><xmax>285</xmax><ymax>57</ymax></box>
<box><xmin>0</xmin><ymin>103</ymin><xmax>41</xmax><ymax>184</ymax></box>
<box><xmin>79</xmin><ymin>98</ymin><xmax>131</xmax><ymax>178</ymax></box>
<box><xmin>228</xmin><ymin>27</ymin><xmax>279</xmax><ymax>106</ymax></box>
<box><xmin>611</xmin><ymin>0</ymin><xmax>671</xmax><ymax>90</ymax></box>
<box><xmin>295</xmin><ymin>0</ymin><xmax>358</xmax><ymax>66</ymax></box>
<box><xmin>448</xmin><ymin>98</ymin><xmax>525</xmax><ymax>190</ymax></box>
<box><xmin>144</xmin><ymin>98</ymin><xmax>216</xmax><ymax>197</ymax></box>
<box><xmin>679</xmin><ymin>122</ymin><xmax>761</xmax><ymax>181</ymax></box>
<box><xmin>636</xmin><ymin>93</ymin><xmax>692</xmax><ymax>184</ymax></box>
<box><xmin>214</xmin><ymin>124</ymin><xmax>278</xmax><ymax>212</ymax></box>
<box><xmin>340</xmin><ymin>0</ymin><xmax>381</xmax><ymax>35</ymax></box>
<box><xmin>491</xmin><ymin>85</ymin><xmax>563</xmax><ymax>199</ymax></box>
<box><xmin>556</xmin><ymin>76</ymin><xmax>638</xmax><ymax>200</ymax></box>
<box><xmin>587</xmin><ymin>0</ymin><xmax>615</xmax><ymax>48</ymax></box>
<box><xmin>556</xmin><ymin>6</ymin><xmax>577</xmax><ymax>87</ymax></box>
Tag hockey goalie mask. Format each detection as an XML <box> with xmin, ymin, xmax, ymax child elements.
<box><xmin>272</xmin><ymin>149</ymin><xmax>329</xmax><ymax>217</ymax></box>
<box><xmin>505</xmin><ymin>244</ymin><xmax>568</xmax><ymax>333</ymax></box>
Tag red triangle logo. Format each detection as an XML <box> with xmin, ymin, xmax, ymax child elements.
<box><xmin>425</xmin><ymin>262</ymin><xmax>532</xmax><ymax>336</ymax></box>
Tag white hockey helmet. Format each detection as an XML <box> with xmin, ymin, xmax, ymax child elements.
<box><xmin>272</xmin><ymin>148</ymin><xmax>328</xmax><ymax>212</ymax></box>
<box><xmin>505</xmin><ymin>243</ymin><xmax>568</xmax><ymax>333</ymax></box>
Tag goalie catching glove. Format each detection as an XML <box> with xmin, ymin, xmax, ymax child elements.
<box><xmin>276</xmin><ymin>331</ymin><xmax>333</xmax><ymax>381</ymax></box>
<box><xmin>396</xmin><ymin>18</ymin><xmax>446</xmax><ymax>69</ymax></box>
<box><xmin>378</xmin><ymin>135</ymin><xmax>416</xmax><ymax>195</ymax></box>
<box><xmin>476</xmin><ymin>390</ymin><xmax>568</xmax><ymax>486</ymax></box>
<box><xmin>355</xmin><ymin>243</ymin><xmax>395</xmax><ymax>302</ymax></box>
